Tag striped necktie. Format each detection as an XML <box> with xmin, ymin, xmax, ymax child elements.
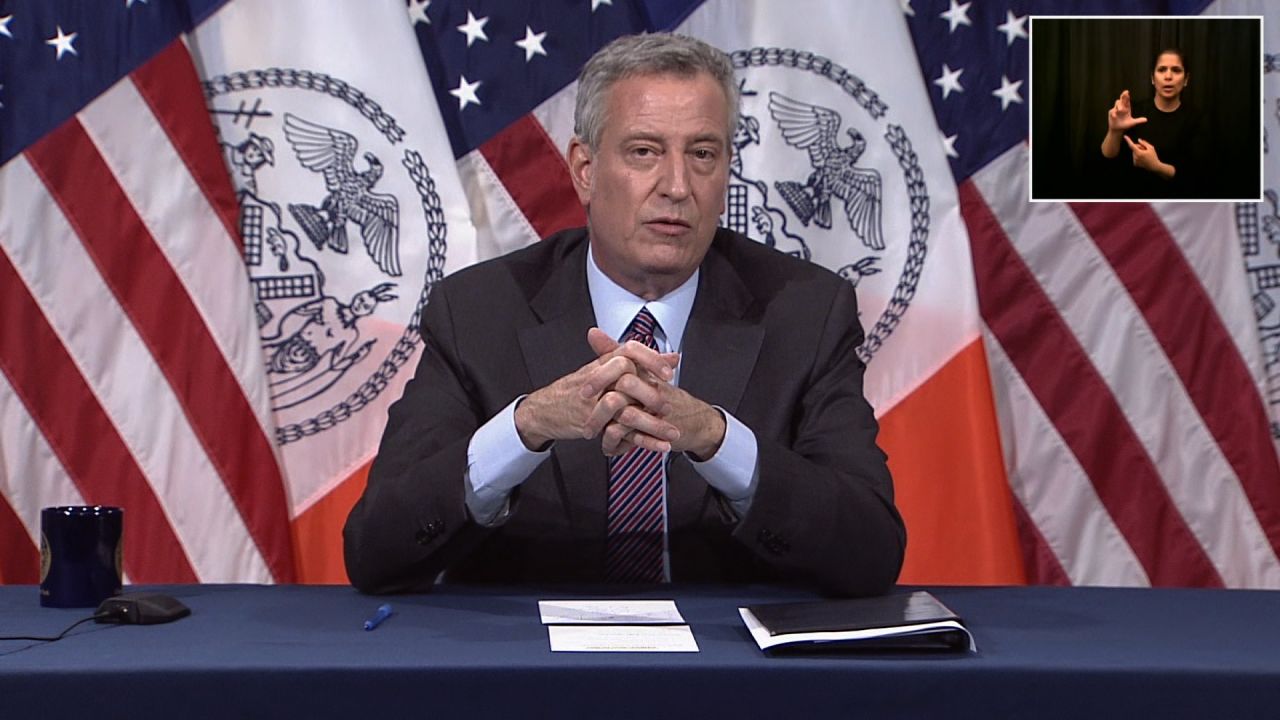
<box><xmin>605</xmin><ymin>308</ymin><xmax>666</xmax><ymax>583</ymax></box>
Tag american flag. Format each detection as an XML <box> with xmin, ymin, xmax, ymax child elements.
<box><xmin>2</xmin><ymin>0</ymin><xmax>1277</xmax><ymax>588</ymax></box>
<box><xmin>0</xmin><ymin>0</ymin><xmax>294</xmax><ymax>583</ymax></box>
<box><xmin>907</xmin><ymin>0</ymin><xmax>1280</xmax><ymax>585</ymax></box>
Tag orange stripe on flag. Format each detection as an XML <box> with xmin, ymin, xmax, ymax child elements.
<box><xmin>292</xmin><ymin>462</ymin><xmax>371</xmax><ymax>585</ymax></box>
<box><xmin>879</xmin><ymin>338</ymin><xmax>1025</xmax><ymax>585</ymax></box>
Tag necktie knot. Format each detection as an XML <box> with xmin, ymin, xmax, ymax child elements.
<box><xmin>625</xmin><ymin>308</ymin><xmax>659</xmax><ymax>349</ymax></box>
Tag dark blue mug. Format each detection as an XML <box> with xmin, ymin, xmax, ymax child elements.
<box><xmin>40</xmin><ymin>506</ymin><xmax>123</xmax><ymax>608</ymax></box>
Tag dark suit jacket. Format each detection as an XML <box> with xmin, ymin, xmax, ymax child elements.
<box><xmin>344</xmin><ymin>227</ymin><xmax>905</xmax><ymax>596</ymax></box>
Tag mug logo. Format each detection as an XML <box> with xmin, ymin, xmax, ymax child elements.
<box><xmin>39</xmin><ymin>531</ymin><xmax>50</xmax><ymax>585</ymax></box>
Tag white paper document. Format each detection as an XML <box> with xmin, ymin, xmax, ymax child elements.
<box><xmin>538</xmin><ymin>599</ymin><xmax>686</xmax><ymax>625</ymax></box>
<box><xmin>547</xmin><ymin>624</ymin><xmax>700</xmax><ymax>652</ymax></box>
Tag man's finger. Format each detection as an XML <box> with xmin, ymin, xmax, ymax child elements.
<box><xmin>613</xmin><ymin>340</ymin><xmax>677</xmax><ymax>381</ymax></box>
<box><xmin>614</xmin><ymin>404</ymin><xmax>681</xmax><ymax>443</ymax></box>
<box><xmin>601</xmin><ymin>422</ymin><xmax>638</xmax><ymax>456</ymax></box>
<box><xmin>1123</xmin><ymin>135</ymin><xmax>1138</xmax><ymax>149</ymax></box>
<box><xmin>587</xmin><ymin>327</ymin><xmax>618</xmax><ymax>357</ymax></box>
<box><xmin>603</xmin><ymin>423</ymin><xmax>672</xmax><ymax>455</ymax></box>
<box><xmin>586</xmin><ymin>328</ymin><xmax>677</xmax><ymax>381</ymax></box>
<box><xmin>612</xmin><ymin>373</ymin><xmax>670</xmax><ymax>413</ymax></box>
<box><xmin>579</xmin><ymin>356</ymin><xmax>637</xmax><ymax>399</ymax></box>
<box><xmin>582</xmin><ymin>390</ymin><xmax>635</xmax><ymax>438</ymax></box>
<box><xmin>627</xmin><ymin>431</ymin><xmax>673</xmax><ymax>454</ymax></box>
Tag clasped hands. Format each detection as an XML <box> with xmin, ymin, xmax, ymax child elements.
<box><xmin>514</xmin><ymin>329</ymin><xmax>725</xmax><ymax>460</ymax></box>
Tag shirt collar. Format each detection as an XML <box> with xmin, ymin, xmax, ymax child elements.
<box><xmin>586</xmin><ymin>245</ymin><xmax>698</xmax><ymax>352</ymax></box>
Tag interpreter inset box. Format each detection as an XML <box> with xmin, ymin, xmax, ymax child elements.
<box><xmin>1029</xmin><ymin>15</ymin><xmax>1262</xmax><ymax>202</ymax></box>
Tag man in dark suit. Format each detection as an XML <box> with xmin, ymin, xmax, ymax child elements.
<box><xmin>343</xmin><ymin>33</ymin><xmax>905</xmax><ymax>597</ymax></box>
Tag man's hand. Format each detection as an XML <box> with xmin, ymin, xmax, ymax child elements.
<box><xmin>1124</xmin><ymin>135</ymin><xmax>1175</xmax><ymax>178</ymax></box>
<box><xmin>513</xmin><ymin>331</ymin><xmax>680</xmax><ymax>452</ymax></box>
<box><xmin>1108</xmin><ymin>90</ymin><xmax>1148</xmax><ymax>133</ymax></box>
<box><xmin>586</xmin><ymin>330</ymin><xmax>727</xmax><ymax>460</ymax></box>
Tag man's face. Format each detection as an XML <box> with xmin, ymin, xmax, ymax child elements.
<box><xmin>569</xmin><ymin>72</ymin><xmax>730</xmax><ymax>299</ymax></box>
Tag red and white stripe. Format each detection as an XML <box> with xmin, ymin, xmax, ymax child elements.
<box><xmin>0</xmin><ymin>40</ymin><xmax>294</xmax><ymax>583</ymax></box>
<box><xmin>967</xmin><ymin>144</ymin><xmax>1280</xmax><ymax>587</ymax></box>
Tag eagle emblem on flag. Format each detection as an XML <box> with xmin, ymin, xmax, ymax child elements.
<box><xmin>767</xmin><ymin>92</ymin><xmax>885</xmax><ymax>251</ymax></box>
<box><xmin>726</xmin><ymin>46</ymin><xmax>930</xmax><ymax>363</ymax></box>
<box><xmin>282</xmin><ymin>113</ymin><xmax>402</xmax><ymax>277</ymax></box>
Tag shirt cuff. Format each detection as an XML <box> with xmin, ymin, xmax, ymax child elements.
<box><xmin>465</xmin><ymin>396</ymin><xmax>551</xmax><ymax>526</ymax></box>
<box><xmin>688</xmin><ymin>407</ymin><xmax>758</xmax><ymax>518</ymax></box>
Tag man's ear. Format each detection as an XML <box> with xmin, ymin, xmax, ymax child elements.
<box><xmin>567</xmin><ymin>136</ymin><xmax>593</xmax><ymax>206</ymax></box>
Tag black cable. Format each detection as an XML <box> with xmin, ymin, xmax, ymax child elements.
<box><xmin>0</xmin><ymin>612</ymin><xmax>111</xmax><ymax>642</ymax></box>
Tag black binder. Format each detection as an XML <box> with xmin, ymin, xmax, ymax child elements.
<box><xmin>740</xmin><ymin>591</ymin><xmax>974</xmax><ymax>653</ymax></box>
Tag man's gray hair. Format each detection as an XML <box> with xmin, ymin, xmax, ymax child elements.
<box><xmin>573</xmin><ymin>32</ymin><xmax>739</xmax><ymax>150</ymax></box>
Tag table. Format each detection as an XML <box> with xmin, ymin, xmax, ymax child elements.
<box><xmin>3</xmin><ymin>584</ymin><xmax>1279</xmax><ymax>718</ymax></box>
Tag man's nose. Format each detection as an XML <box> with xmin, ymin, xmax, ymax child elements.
<box><xmin>659</xmin><ymin>154</ymin><xmax>691</xmax><ymax>200</ymax></box>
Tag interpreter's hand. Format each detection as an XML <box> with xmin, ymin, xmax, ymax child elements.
<box><xmin>586</xmin><ymin>331</ymin><xmax>727</xmax><ymax>460</ymax></box>
<box><xmin>1107</xmin><ymin>90</ymin><xmax>1148</xmax><ymax>133</ymax></box>
<box><xmin>513</xmin><ymin>330</ymin><xmax>680</xmax><ymax>452</ymax></box>
<box><xmin>1124</xmin><ymin>135</ymin><xmax>1164</xmax><ymax>173</ymax></box>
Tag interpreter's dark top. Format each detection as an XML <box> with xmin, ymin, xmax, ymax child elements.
<box><xmin>1115</xmin><ymin>97</ymin><xmax>1202</xmax><ymax>199</ymax></box>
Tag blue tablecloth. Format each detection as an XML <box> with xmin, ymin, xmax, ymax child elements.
<box><xmin>3</xmin><ymin>583</ymin><xmax>1279</xmax><ymax>718</ymax></box>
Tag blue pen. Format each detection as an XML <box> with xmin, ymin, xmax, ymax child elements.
<box><xmin>363</xmin><ymin>603</ymin><xmax>393</xmax><ymax>631</ymax></box>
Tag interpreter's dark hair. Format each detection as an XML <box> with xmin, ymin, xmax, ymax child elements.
<box><xmin>1152</xmin><ymin>48</ymin><xmax>1188</xmax><ymax>75</ymax></box>
<box><xmin>573</xmin><ymin>32</ymin><xmax>739</xmax><ymax>151</ymax></box>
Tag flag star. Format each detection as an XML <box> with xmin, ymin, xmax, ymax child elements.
<box><xmin>45</xmin><ymin>25</ymin><xmax>78</xmax><ymax>60</ymax></box>
<box><xmin>0</xmin><ymin>14</ymin><xmax>13</xmax><ymax>39</ymax></box>
<box><xmin>899</xmin><ymin>0</ymin><xmax>915</xmax><ymax>17</ymax></box>
<box><xmin>125</xmin><ymin>0</ymin><xmax>149</xmax><ymax>7</ymax></box>
<box><xmin>996</xmin><ymin>10</ymin><xmax>1028</xmax><ymax>46</ymax></box>
<box><xmin>939</xmin><ymin>0</ymin><xmax>972</xmax><ymax>33</ymax></box>
<box><xmin>450</xmin><ymin>75</ymin><xmax>482</xmax><ymax>110</ymax></box>
<box><xmin>515</xmin><ymin>26</ymin><xmax>548</xmax><ymax>62</ymax></box>
<box><xmin>592</xmin><ymin>0</ymin><xmax>614</xmax><ymax>11</ymax></box>
<box><xmin>992</xmin><ymin>74</ymin><xmax>1023</xmax><ymax>111</ymax></box>
<box><xmin>407</xmin><ymin>0</ymin><xmax>431</xmax><ymax>26</ymax></box>
<box><xmin>456</xmin><ymin>11</ymin><xmax>489</xmax><ymax>47</ymax></box>
<box><xmin>941</xmin><ymin>132</ymin><xmax>958</xmax><ymax>159</ymax></box>
<box><xmin>934</xmin><ymin>63</ymin><xmax>964</xmax><ymax>100</ymax></box>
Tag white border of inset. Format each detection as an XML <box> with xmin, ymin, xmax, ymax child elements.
<box><xmin>1027</xmin><ymin>14</ymin><xmax>1264</xmax><ymax>204</ymax></box>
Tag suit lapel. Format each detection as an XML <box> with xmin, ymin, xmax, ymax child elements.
<box><xmin>678</xmin><ymin>238</ymin><xmax>763</xmax><ymax>415</ymax></box>
<box><xmin>668</xmin><ymin>235</ymin><xmax>764</xmax><ymax>543</ymax></box>
<box><xmin>518</xmin><ymin>240</ymin><xmax>596</xmax><ymax>390</ymax></box>
<box><xmin>517</xmin><ymin>237</ymin><xmax>608</xmax><ymax>518</ymax></box>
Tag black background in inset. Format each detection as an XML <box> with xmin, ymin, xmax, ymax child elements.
<box><xmin>1031</xmin><ymin>17</ymin><xmax>1261</xmax><ymax>200</ymax></box>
